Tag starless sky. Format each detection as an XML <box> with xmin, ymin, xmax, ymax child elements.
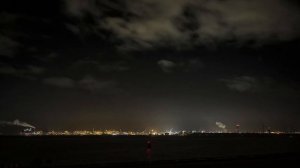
<box><xmin>0</xmin><ymin>0</ymin><xmax>300</xmax><ymax>131</ymax></box>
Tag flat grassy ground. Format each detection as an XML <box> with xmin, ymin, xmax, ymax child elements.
<box><xmin>1</xmin><ymin>134</ymin><xmax>300</xmax><ymax>167</ymax></box>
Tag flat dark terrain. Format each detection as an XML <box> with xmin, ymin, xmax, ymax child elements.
<box><xmin>1</xmin><ymin>134</ymin><xmax>300</xmax><ymax>167</ymax></box>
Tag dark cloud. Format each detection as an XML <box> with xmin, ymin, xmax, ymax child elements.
<box><xmin>0</xmin><ymin>12</ymin><xmax>25</xmax><ymax>57</ymax></box>
<box><xmin>0</xmin><ymin>65</ymin><xmax>18</xmax><ymax>75</ymax></box>
<box><xmin>43</xmin><ymin>77</ymin><xmax>76</xmax><ymax>88</ymax></box>
<box><xmin>72</xmin><ymin>59</ymin><xmax>130</xmax><ymax>73</ymax></box>
<box><xmin>181</xmin><ymin>58</ymin><xmax>204</xmax><ymax>72</ymax></box>
<box><xmin>64</xmin><ymin>0</ymin><xmax>300</xmax><ymax>49</ymax></box>
<box><xmin>64</xmin><ymin>0</ymin><xmax>101</xmax><ymax>17</ymax></box>
<box><xmin>98</xmin><ymin>64</ymin><xmax>129</xmax><ymax>72</ymax></box>
<box><xmin>0</xmin><ymin>64</ymin><xmax>45</xmax><ymax>79</ymax></box>
<box><xmin>157</xmin><ymin>59</ymin><xmax>176</xmax><ymax>73</ymax></box>
<box><xmin>64</xmin><ymin>23</ymin><xmax>81</xmax><ymax>35</ymax></box>
<box><xmin>43</xmin><ymin>75</ymin><xmax>120</xmax><ymax>94</ymax></box>
<box><xmin>78</xmin><ymin>75</ymin><xmax>116</xmax><ymax>92</ymax></box>
<box><xmin>37</xmin><ymin>52</ymin><xmax>59</xmax><ymax>62</ymax></box>
<box><xmin>222</xmin><ymin>76</ymin><xmax>257</xmax><ymax>92</ymax></box>
<box><xmin>157</xmin><ymin>58</ymin><xmax>204</xmax><ymax>73</ymax></box>
<box><xmin>27</xmin><ymin>66</ymin><xmax>45</xmax><ymax>75</ymax></box>
<box><xmin>0</xmin><ymin>34</ymin><xmax>20</xmax><ymax>57</ymax></box>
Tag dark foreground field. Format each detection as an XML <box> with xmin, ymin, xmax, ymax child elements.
<box><xmin>1</xmin><ymin>134</ymin><xmax>300</xmax><ymax>168</ymax></box>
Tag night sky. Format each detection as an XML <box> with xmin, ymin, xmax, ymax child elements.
<box><xmin>1</xmin><ymin>0</ymin><xmax>300</xmax><ymax>132</ymax></box>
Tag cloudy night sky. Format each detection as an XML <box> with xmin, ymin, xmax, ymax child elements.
<box><xmin>0</xmin><ymin>0</ymin><xmax>300</xmax><ymax>131</ymax></box>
